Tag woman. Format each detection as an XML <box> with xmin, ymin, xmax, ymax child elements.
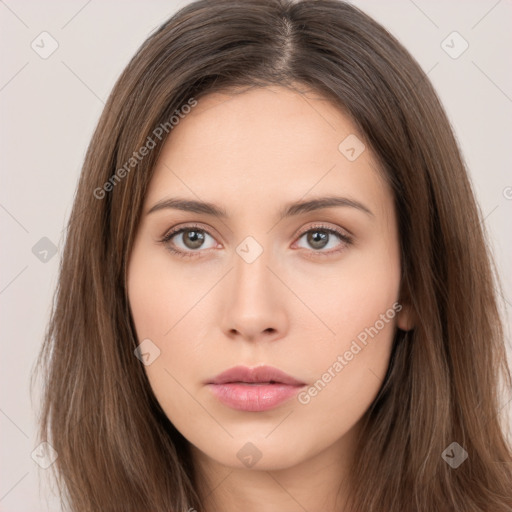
<box><xmin>34</xmin><ymin>0</ymin><xmax>512</xmax><ymax>510</ymax></box>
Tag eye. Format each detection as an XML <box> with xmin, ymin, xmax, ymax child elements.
<box><xmin>160</xmin><ymin>224</ymin><xmax>218</xmax><ymax>258</ymax></box>
<box><xmin>159</xmin><ymin>222</ymin><xmax>352</xmax><ymax>259</ymax></box>
<box><xmin>294</xmin><ymin>224</ymin><xmax>352</xmax><ymax>255</ymax></box>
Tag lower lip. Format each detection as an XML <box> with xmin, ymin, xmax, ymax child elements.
<box><xmin>207</xmin><ymin>383</ymin><xmax>303</xmax><ymax>412</ymax></box>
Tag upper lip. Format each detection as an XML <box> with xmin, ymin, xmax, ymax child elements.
<box><xmin>207</xmin><ymin>365</ymin><xmax>305</xmax><ymax>386</ymax></box>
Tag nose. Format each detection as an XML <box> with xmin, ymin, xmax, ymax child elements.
<box><xmin>219</xmin><ymin>244</ymin><xmax>288</xmax><ymax>343</ymax></box>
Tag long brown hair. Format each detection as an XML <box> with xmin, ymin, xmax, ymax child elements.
<box><xmin>32</xmin><ymin>0</ymin><xmax>512</xmax><ymax>510</ymax></box>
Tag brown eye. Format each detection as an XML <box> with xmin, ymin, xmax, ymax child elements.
<box><xmin>296</xmin><ymin>227</ymin><xmax>351</xmax><ymax>253</ymax></box>
<box><xmin>305</xmin><ymin>230</ymin><xmax>329</xmax><ymax>250</ymax></box>
<box><xmin>161</xmin><ymin>225</ymin><xmax>217</xmax><ymax>257</ymax></box>
<box><xmin>178</xmin><ymin>229</ymin><xmax>207</xmax><ymax>249</ymax></box>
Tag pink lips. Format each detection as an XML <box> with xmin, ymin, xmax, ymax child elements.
<box><xmin>206</xmin><ymin>365</ymin><xmax>306</xmax><ymax>412</ymax></box>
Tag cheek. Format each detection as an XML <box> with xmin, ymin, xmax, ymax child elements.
<box><xmin>293</xmin><ymin>272</ymin><xmax>400</xmax><ymax>445</ymax></box>
<box><xmin>296</xmin><ymin>285</ymin><xmax>399</xmax><ymax>414</ymax></box>
<box><xmin>127</xmin><ymin>245</ymin><xmax>207</xmax><ymax>436</ymax></box>
<box><xmin>127</xmin><ymin>239</ymin><xmax>205</xmax><ymax>344</ymax></box>
<box><xmin>291</xmin><ymin>239</ymin><xmax>401</xmax><ymax>411</ymax></box>
<box><xmin>127</xmin><ymin>239</ymin><xmax>214</xmax><ymax>396</ymax></box>
<box><xmin>293</xmin><ymin>239</ymin><xmax>401</xmax><ymax>355</ymax></box>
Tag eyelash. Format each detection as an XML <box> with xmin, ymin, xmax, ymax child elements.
<box><xmin>159</xmin><ymin>223</ymin><xmax>353</xmax><ymax>259</ymax></box>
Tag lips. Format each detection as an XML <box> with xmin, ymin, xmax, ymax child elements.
<box><xmin>208</xmin><ymin>365</ymin><xmax>305</xmax><ymax>386</ymax></box>
<box><xmin>206</xmin><ymin>365</ymin><xmax>306</xmax><ymax>412</ymax></box>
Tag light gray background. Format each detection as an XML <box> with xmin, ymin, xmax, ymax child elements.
<box><xmin>1</xmin><ymin>1</ymin><xmax>511</xmax><ymax>510</ymax></box>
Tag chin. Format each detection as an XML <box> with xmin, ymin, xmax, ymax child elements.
<box><xmin>193</xmin><ymin>437</ymin><xmax>310</xmax><ymax>471</ymax></box>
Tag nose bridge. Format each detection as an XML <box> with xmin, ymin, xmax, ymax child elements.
<box><xmin>220</xmin><ymin>236</ymin><xmax>287</xmax><ymax>341</ymax></box>
<box><xmin>231</xmin><ymin>237</ymin><xmax>275</xmax><ymax>309</ymax></box>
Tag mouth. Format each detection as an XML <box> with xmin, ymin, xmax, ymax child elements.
<box><xmin>206</xmin><ymin>365</ymin><xmax>306</xmax><ymax>412</ymax></box>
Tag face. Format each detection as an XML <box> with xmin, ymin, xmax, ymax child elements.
<box><xmin>127</xmin><ymin>85</ymin><xmax>410</xmax><ymax>474</ymax></box>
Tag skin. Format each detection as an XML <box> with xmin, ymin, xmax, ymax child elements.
<box><xmin>127</xmin><ymin>85</ymin><xmax>412</xmax><ymax>511</ymax></box>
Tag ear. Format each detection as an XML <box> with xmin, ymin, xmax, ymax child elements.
<box><xmin>396</xmin><ymin>302</ymin><xmax>415</xmax><ymax>331</ymax></box>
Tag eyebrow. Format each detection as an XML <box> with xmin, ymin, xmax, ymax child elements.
<box><xmin>147</xmin><ymin>195</ymin><xmax>374</xmax><ymax>219</ymax></box>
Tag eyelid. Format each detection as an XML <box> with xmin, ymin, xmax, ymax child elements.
<box><xmin>293</xmin><ymin>222</ymin><xmax>352</xmax><ymax>241</ymax></box>
<box><xmin>160</xmin><ymin>222</ymin><xmax>218</xmax><ymax>242</ymax></box>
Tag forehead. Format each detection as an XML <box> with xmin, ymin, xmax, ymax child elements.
<box><xmin>144</xmin><ymin>85</ymin><xmax>390</xmax><ymax>220</ymax></box>
<box><xmin>165</xmin><ymin>85</ymin><xmax>362</xmax><ymax>160</ymax></box>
